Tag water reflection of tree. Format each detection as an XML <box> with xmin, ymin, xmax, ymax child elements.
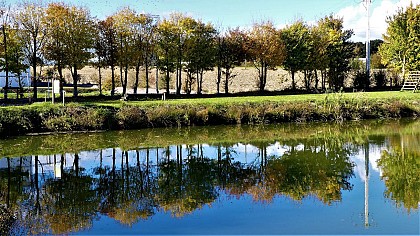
<box><xmin>242</xmin><ymin>139</ymin><xmax>354</xmax><ymax>204</ymax></box>
<box><xmin>265</xmin><ymin>144</ymin><xmax>353</xmax><ymax>204</ymax></box>
<box><xmin>378</xmin><ymin>134</ymin><xmax>420</xmax><ymax>213</ymax></box>
<box><xmin>216</xmin><ymin>144</ymin><xmax>256</xmax><ymax>198</ymax></box>
<box><xmin>157</xmin><ymin>145</ymin><xmax>218</xmax><ymax>218</ymax></box>
<box><xmin>0</xmin><ymin>157</ymin><xmax>29</xmax><ymax>235</ymax></box>
<box><xmin>42</xmin><ymin>154</ymin><xmax>100</xmax><ymax>234</ymax></box>
<box><xmin>1</xmin><ymin>137</ymin><xmax>356</xmax><ymax>234</ymax></box>
<box><xmin>100</xmin><ymin>149</ymin><xmax>156</xmax><ymax>226</ymax></box>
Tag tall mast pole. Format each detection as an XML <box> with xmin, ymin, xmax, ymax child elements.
<box><xmin>366</xmin><ymin>0</ymin><xmax>371</xmax><ymax>87</ymax></box>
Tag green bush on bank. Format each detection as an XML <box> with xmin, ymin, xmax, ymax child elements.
<box><xmin>0</xmin><ymin>93</ymin><xmax>419</xmax><ymax>137</ymax></box>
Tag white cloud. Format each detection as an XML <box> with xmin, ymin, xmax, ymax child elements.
<box><xmin>337</xmin><ymin>0</ymin><xmax>420</xmax><ymax>42</ymax></box>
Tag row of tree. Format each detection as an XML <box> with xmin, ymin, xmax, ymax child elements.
<box><xmin>3</xmin><ymin>1</ymin><xmax>417</xmax><ymax>99</ymax></box>
<box><xmin>0</xmin><ymin>1</ymin><xmax>358</xmax><ymax>99</ymax></box>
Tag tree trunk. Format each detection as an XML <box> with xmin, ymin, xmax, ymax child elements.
<box><xmin>259</xmin><ymin>63</ymin><xmax>266</xmax><ymax>92</ymax></box>
<box><xmin>156</xmin><ymin>67</ymin><xmax>159</xmax><ymax>94</ymax></box>
<box><xmin>119</xmin><ymin>63</ymin><xmax>123</xmax><ymax>93</ymax></box>
<box><xmin>305</xmin><ymin>70</ymin><xmax>311</xmax><ymax>91</ymax></box>
<box><xmin>262</xmin><ymin>65</ymin><xmax>267</xmax><ymax>91</ymax></box>
<box><xmin>165</xmin><ymin>52</ymin><xmax>170</xmax><ymax>95</ymax></box>
<box><xmin>134</xmin><ymin>64</ymin><xmax>140</xmax><ymax>94</ymax></box>
<box><xmin>402</xmin><ymin>55</ymin><xmax>406</xmax><ymax>82</ymax></box>
<box><xmin>32</xmin><ymin>36</ymin><xmax>38</xmax><ymax>99</ymax></box>
<box><xmin>72</xmin><ymin>65</ymin><xmax>78</xmax><ymax>97</ymax></box>
<box><xmin>145</xmin><ymin>57</ymin><xmax>149</xmax><ymax>94</ymax></box>
<box><xmin>314</xmin><ymin>70</ymin><xmax>319</xmax><ymax>90</ymax></box>
<box><xmin>111</xmin><ymin>65</ymin><xmax>115</xmax><ymax>96</ymax></box>
<box><xmin>98</xmin><ymin>66</ymin><xmax>102</xmax><ymax>96</ymax></box>
<box><xmin>225</xmin><ymin>69</ymin><xmax>230</xmax><ymax>94</ymax></box>
<box><xmin>196</xmin><ymin>71</ymin><xmax>200</xmax><ymax>94</ymax></box>
<box><xmin>291</xmin><ymin>70</ymin><xmax>296</xmax><ymax>91</ymax></box>
<box><xmin>199</xmin><ymin>70</ymin><xmax>204</xmax><ymax>95</ymax></box>
<box><xmin>123</xmin><ymin>66</ymin><xmax>128</xmax><ymax>96</ymax></box>
<box><xmin>216</xmin><ymin>65</ymin><xmax>221</xmax><ymax>94</ymax></box>
<box><xmin>177</xmin><ymin>59</ymin><xmax>182</xmax><ymax>95</ymax></box>
<box><xmin>166</xmin><ymin>67</ymin><xmax>170</xmax><ymax>95</ymax></box>
<box><xmin>175</xmin><ymin>63</ymin><xmax>179</xmax><ymax>94</ymax></box>
<box><xmin>2</xmin><ymin>26</ymin><xmax>8</xmax><ymax>100</ymax></box>
<box><xmin>58</xmin><ymin>64</ymin><xmax>64</xmax><ymax>98</ymax></box>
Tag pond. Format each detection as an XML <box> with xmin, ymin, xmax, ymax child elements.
<box><xmin>0</xmin><ymin>120</ymin><xmax>419</xmax><ymax>235</ymax></box>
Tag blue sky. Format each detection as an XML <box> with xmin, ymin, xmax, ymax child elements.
<box><xmin>7</xmin><ymin>0</ymin><xmax>420</xmax><ymax>41</ymax></box>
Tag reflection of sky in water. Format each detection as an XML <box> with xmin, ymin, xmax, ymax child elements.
<box><xmin>351</xmin><ymin>145</ymin><xmax>384</xmax><ymax>182</ymax></box>
<box><xmin>6</xmin><ymin>141</ymin><xmax>387</xmax><ymax>182</ymax></box>
<box><xmin>18</xmin><ymin>142</ymin><xmax>390</xmax><ymax>184</ymax></box>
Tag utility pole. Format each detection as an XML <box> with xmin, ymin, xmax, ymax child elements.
<box><xmin>366</xmin><ymin>0</ymin><xmax>371</xmax><ymax>87</ymax></box>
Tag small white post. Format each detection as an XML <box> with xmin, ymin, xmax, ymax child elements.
<box><xmin>62</xmin><ymin>91</ymin><xmax>65</xmax><ymax>106</ymax></box>
<box><xmin>52</xmin><ymin>86</ymin><xmax>54</xmax><ymax>104</ymax></box>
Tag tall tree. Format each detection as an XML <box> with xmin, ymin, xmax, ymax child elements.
<box><xmin>171</xmin><ymin>13</ymin><xmax>192</xmax><ymax>95</ymax></box>
<box><xmin>0</xmin><ymin>2</ymin><xmax>11</xmax><ymax>99</ymax></box>
<box><xmin>132</xmin><ymin>14</ymin><xmax>156</xmax><ymax>94</ymax></box>
<box><xmin>379</xmin><ymin>4</ymin><xmax>420</xmax><ymax>78</ymax></box>
<box><xmin>60</xmin><ymin>4</ymin><xmax>96</xmax><ymax>97</ymax></box>
<box><xmin>158</xmin><ymin>13</ymin><xmax>197</xmax><ymax>95</ymax></box>
<box><xmin>281</xmin><ymin>20</ymin><xmax>311</xmax><ymax>91</ymax></box>
<box><xmin>318</xmin><ymin>15</ymin><xmax>354</xmax><ymax>91</ymax></box>
<box><xmin>7</xmin><ymin>28</ymin><xmax>27</xmax><ymax>95</ymax></box>
<box><xmin>183</xmin><ymin>20</ymin><xmax>216</xmax><ymax>94</ymax></box>
<box><xmin>310</xmin><ymin>24</ymin><xmax>329</xmax><ymax>91</ymax></box>
<box><xmin>246</xmin><ymin>21</ymin><xmax>285</xmax><ymax>92</ymax></box>
<box><xmin>216</xmin><ymin>28</ymin><xmax>247</xmax><ymax>94</ymax></box>
<box><xmin>93</xmin><ymin>19</ymin><xmax>107</xmax><ymax>96</ymax></box>
<box><xmin>42</xmin><ymin>2</ymin><xmax>69</xmax><ymax>97</ymax></box>
<box><xmin>113</xmin><ymin>7</ymin><xmax>138</xmax><ymax>97</ymax></box>
<box><xmin>156</xmin><ymin>18</ymin><xmax>177</xmax><ymax>94</ymax></box>
<box><xmin>97</xmin><ymin>17</ymin><xmax>118</xmax><ymax>96</ymax></box>
<box><xmin>14</xmin><ymin>0</ymin><xmax>47</xmax><ymax>99</ymax></box>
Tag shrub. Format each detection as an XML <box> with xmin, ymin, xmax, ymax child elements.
<box><xmin>43</xmin><ymin>115</ymin><xmax>72</xmax><ymax>131</ymax></box>
<box><xmin>353</xmin><ymin>70</ymin><xmax>370</xmax><ymax>90</ymax></box>
<box><xmin>116</xmin><ymin>105</ymin><xmax>148</xmax><ymax>129</ymax></box>
<box><xmin>41</xmin><ymin>104</ymin><xmax>112</xmax><ymax>132</ymax></box>
<box><xmin>373</xmin><ymin>70</ymin><xmax>387</xmax><ymax>88</ymax></box>
<box><xmin>0</xmin><ymin>108</ymin><xmax>34</xmax><ymax>136</ymax></box>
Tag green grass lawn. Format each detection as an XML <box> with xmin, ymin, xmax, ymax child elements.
<box><xmin>83</xmin><ymin>91</ymin><xmax>420</xmax><ymax>108</ymax></box>
<box><xmin>0</xmin><ymin>87</ymin><xmax>105</xmax><ymax>99</ymax></box>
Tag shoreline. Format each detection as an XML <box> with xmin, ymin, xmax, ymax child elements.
<box><xmin>1</xmin><ymin>93</ymin><xmax>419</xmax><ymax>138</ymax></box>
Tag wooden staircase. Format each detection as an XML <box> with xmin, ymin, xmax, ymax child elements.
<box><xmin>402</xmin><ymin>71</ymin><xmax>420</xmax><ymax>92</ymax></box>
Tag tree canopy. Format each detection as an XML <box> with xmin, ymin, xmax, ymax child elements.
<box><xmin>7</xmin><ymin>1</ymin><xmax>418</xmax><ymax>97</ymax></box>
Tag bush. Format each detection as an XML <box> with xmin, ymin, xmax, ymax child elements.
<box><xmin>353</xmin><ymin>70</ymin><xmax>370</xmax><ymax>90</ymax></box>
<box><xmin>42</xmin><ymin>104</ymin><xmax>112</xmax><ymax>132</ymax></box>
<box><xmin>0</xmin><ymin>108</ymin><xmax>34</xmax><ymax>136</ymax></box>
<box><xmin>116</xmin><ymin>105</ymin><xmax>148</xmax><ymax>129</ymax></box>
<box><xmin>373</xmin><ymin>70</ymin><xmax>387</xmax><ymax>88</ymax></box>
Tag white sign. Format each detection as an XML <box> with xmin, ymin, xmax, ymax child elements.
<box><xmin>53</xmin><ymin>80</ymin><xmax>60</xmax><ymax>94</ymax></box>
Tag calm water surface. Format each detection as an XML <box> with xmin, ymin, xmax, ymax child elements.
<box><xmin>0</xmin><ymin>120</ymin><xmax>419</xmax><ymax>235</ymax></box>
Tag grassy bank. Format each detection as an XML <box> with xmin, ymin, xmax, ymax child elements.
<box><xmin>1</xmin><ymin>92</ymin><xmax>419</xmax><ymax>137</ymax></box>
